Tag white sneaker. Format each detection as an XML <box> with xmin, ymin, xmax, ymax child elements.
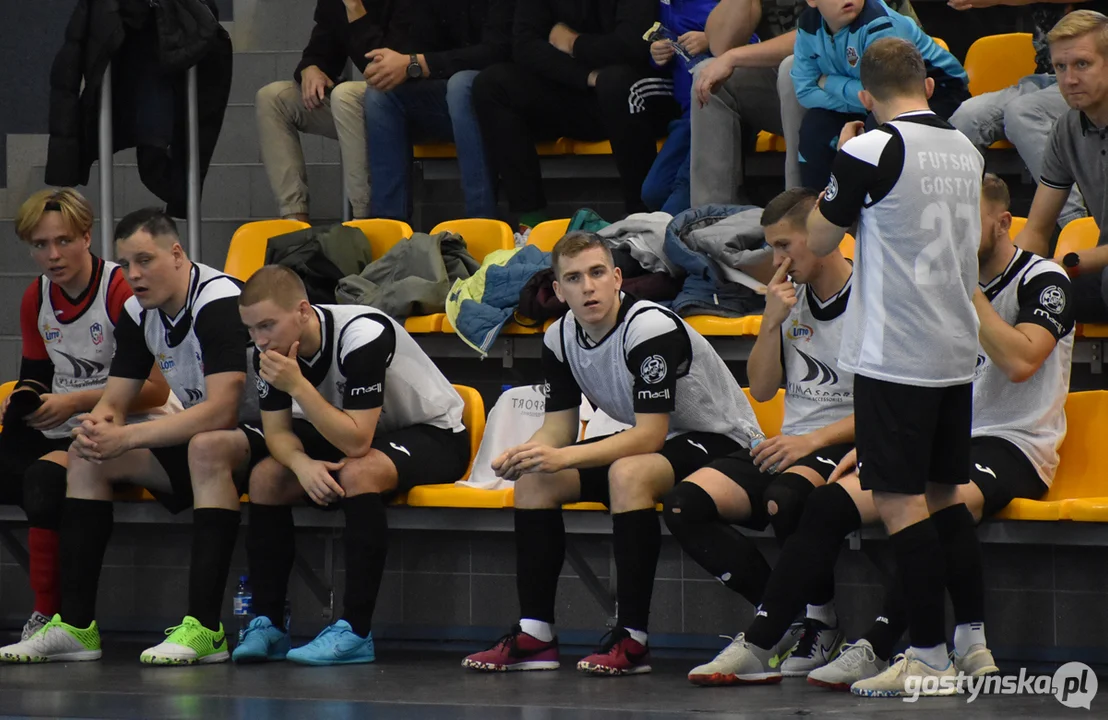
<box><xmin>780</xmin><ymin>619</ymin><xmax>844</xmax><ymax>677</ymax></box>
<box><xmin>767</xmin><ymin>619</ymin><xmax>804</xmax><ymax>670</ymax></box>
<box><xmin>850</xmin><ymin>648</ymin><xmax>958</xmax><ymax>698</ymax></box>
<box><xmin>955</xmin><ymin>644</ymin><xmax>999</xmax><ymax>677</ymax></box>
<box><xmin>687</xmin><ymin>633</ymin><xmax>782</xmax><ymax>686</ymax></box>
<box><xmin>807</xmin><ymin>639</ymin><xmax>887</xmax><ymax>691</ymax></box>
<box><xmin>0</xmin><ymin>615</ymin><xmax>101</xmax><ymax>663</ymax></box>
<box><xmin>21</xmin><ymin>611</ymin><xmax>51</xmax><ymax>642</ymax></box>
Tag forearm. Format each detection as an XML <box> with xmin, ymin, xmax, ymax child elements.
<box><xmin>130</xmin><ymin>380</ymin><xmax>170</xmax><ymax>413</ymax></box>
<box><xmin>559</xmin><ymin>425</ymin><xmax>666</xmax><ymax>469</ymax></box>
<box><xmin>66</xmin><ymin>389</ymin><xmax>104</xmax><ymax>415</ymax></box>
<box><xmin>807</xmin><ymin>209</ymin><xmax>847</xmax><ymax>256</ymax></box>
<box><xmin>722</xmin><ymin>30</ymin><xmax>795</xmax><ymax>68</ymax></box>
<box><xmin>291</xmin><ymin>384</ymin><xmax>373</xmax><ymax>458</ymax></box>
<box><xmin>1079</xmin><ymin>244</ymin><xmax>1108</xmax><ymax>273</ymax></box>
<box><xmin>123</xmin><ymin>400</ymin><xmax>238</xmax><ymax>449</ymax></box>
<box><xmin>267</xmin><ymin>428</ymin><xmax>310</xmax><ymax>473</ymax></box>
<box><xmin>747</xmin><ymin>327</ymin><xmax>784</xmax><ymax>402</ymax></box>
<box><xmin>706</xmin><ymin>0</ymin><xmax>759</xmax><ymax>56</ymax></box>
<box><xmin>806</xmin><ymin>414</ymin><xmax>855</xmax><ymax>448</ymax></box>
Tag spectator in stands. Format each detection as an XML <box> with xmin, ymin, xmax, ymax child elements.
<box><xmin>640</xmin><ymin>0</ymin><xmax>715</xmax><ymax>215</ymax></box>
<box><xmin>362</xmin><ymin>0</ymin><xmax>514</xmax><ymax>222</ymax></box>
<box><xmin>690</xmin><ymin>0</ymin><xmax>918</xmax><ymax>200</ymax></box>
<box><xmin>0</xmin><ymin>190</ymin><xmax>172</xmax><ymax>649</ymax></box>
<box><xmin>227</xmin><ymin>267</ymin><xmax>469</xmax><ymax>666</ymax></box>
<box><xmin>669</xmin><ymin>188</ymin><xmax>855</xmax><ymax>685</ymax></box>
<box><xmin>0</xmin><ymin>210</ymin><xmax>252</xmax><ymax>667</ymax></box>
<box><xmin>950</xmin><ymin>1</ymin><xmax>1106</xmax><ymax>231</ymax></box>
<box><xmin>472</xmin><ymin>0</ymin><xmax>677</xmax><ymax>230</ymax></box>
<box><xmin>806</xmin><ymin>174</ymin><xmax>1074</xmax><ymax>691</ymax></box>
<box><xmin>462</xmin><ymin>232</ymin><xmax>764</xmax><ymax>676</ymax></box>
<box><xmin>1015</xmin><ymin>10</ymin><xmax>1108</xmax><ymax>323</ymax></box>
<box><xmin>790</xmin><ymin>0</ymin><xmax>968</xmax><ymax>189</ymax></box>
<box><xmin>256</xmin><ymin>0</ymin><xmax>383</xmax><ymax>221</ymax></box>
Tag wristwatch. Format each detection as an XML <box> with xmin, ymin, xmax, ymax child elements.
<box><xmin>406</xmin><ymin>53</ymin><xmax>422</xmax><ymax>79</ymax></box>
<box><xmin>1063</xmin><ymin>252</ymin><xmax>1081</xmax><ymax>278</ymax></box>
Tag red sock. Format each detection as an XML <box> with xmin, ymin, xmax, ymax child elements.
<box><xmin>28</xmin><ymin>528</ymin><xmax>60</xmax><ymax>617</ymax></box>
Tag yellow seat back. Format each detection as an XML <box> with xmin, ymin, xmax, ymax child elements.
<box><xmin>431</xmin><ymin>219</ymin><xmax>514</xmax><ymax>264</ymax></box>
<box><xmin>931</xmin><ymin>37</ymin><xmax>949</xmax><ymax>52</ymax></box>
<box><xmin>743</xmin><ymin>387</ymin><xmax>785</xmax><ymax>437</ymax></box>
<box><xmin>342</xmin><ymin>219</ymin><xmax>415</xmax><ymax>262</ymax></box>
<box><xmin>964</xmin><ymin>33</ymin><xmax>1037</xmax><ymax>97</ymax></box>
<box><xmin>1053</xmin><ymin>217</ymin><xmax>1100</xmax><ymax>260</ymax></box>
<box><xmin>1008</xmin><ymin>216</ymin><xmax>1027</xmax><ymax>238</ymax></box>
<box><xmin>1043</xmin><ymin>391</ymin><xmax>1108</xmax><ymax>500</ymax></box>
<box><xmin>840</xmin><ymin>233</ymin><xmax>855</xmax><ymax>261</ymax></box>
<box><xmin>526</xmin><ymin>219</ymin><xmax>572</xmax><ymax>253</ymax></box>
<box><xmin>224</xmin><ymin>219</ymin><xmax>311</xmax><ymax>281</ymax></box>
<box><xmin>0</xmin><ymin>380</ymin><xmax>16</xmax><ymax>431</ymax></box>
<box><xmin>452</xmin><ymin>384</ymin><xmax>487</xmax><ymax>479</ymax></box>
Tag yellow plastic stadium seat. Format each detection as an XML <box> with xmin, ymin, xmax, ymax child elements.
<box><xmin>0</xmin><ymin>380</ymin><xmax>15</xmax><ymax>431</ymax></box>
<box><xmin>342</xmin><ymin>219</ymin><xmax>414</xmax><ymax>261</ymax></box>
<box><xmin>989</xmin><ymin>140</ymin><xmax>1014</xmax><ymax>150</ymax></box>
<box><xmin>539</xmin><ymin>139</ymin><xmax>574</xmax><ymax>156</ymax></box>
<box><xmin>684</xmin><ymin>315</ymin><xmax>762</xmax><ymax>336</ymax></box>
<box><xmin>570</xmin><ymin>139</ymin><xmax>667</xmax><ymax>154</ymax></box>
<box><xmin>1052</xmin><ymin>218</ymin><xmax>1106</xmax><ymax>337</ymax></box>
<box><xmin>840</xmin><ymin>233</ymin><xmax>855</xmax><ymax>261</ymax></box>
<box><xmin>413</xmin><ymin>143</ymin><xmax>458</xmax><ymax>159</ymax></box>
<box><xmin>964</xmin><ymin>33</ymin><xmax>1036</xmax><ymax>97</ymax></box>
<box><xmin>1008</xmin><ymin>216</ymin><xmax>1027</xmax><ymax>237</ymax></box>
<box><xmin>743</xmin><ymin>387</ymin><xmax>785</xmax><ymax>438</ymax></box>
<box><xmin>994</xmin><ymin>391</ymin><xmax>1108</xmax><ymax>521</ymax></box>
<box><xmin>224</xmin><ymin>219</ymin><xmax>311</xmax><ymax>281</ymax></box>
<box><xmin>430</xmin><ymin>219</ymin><xmax>514</xmax><ymax>264</ymax></box>
<box><xmin>931</xmin><ymin>37</ymin><xmax>949</xmax><ymax>52</ymax></box>
<box><xmin>526</xmin><ymin>218</ymin><xmax>572</xmax><ymax>252</ymax></box>
<box><xmin>756</xmin><ymin>131</ymin><xmax>785</xmax><ymax>153</ymax></box>
<box><xmin>403</xmin><ymin>315</ymin><xmax>444</xmax><ymax>333</ymax></box>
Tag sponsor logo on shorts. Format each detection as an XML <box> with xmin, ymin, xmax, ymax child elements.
<box><xmin>974</xmin><ymin>463</ymin><xmax>997</xmax><ymax>479</ymax></box>
<box><xmin>389</xmin><ymin>442</ymin><xmax>411</xmax><ymax>457</ymax></box>
<box><xmin>687</xmin><ymin>439</ymin><xmax>708</xmax><ymax>454</ymax></box>
<box><xmin>640</xmin><ymin>355</ymin><xmax>668</xmax><ymax>385</ymax></box>
<box><xmin>816</xmin><ymin>456</ymin><xmax>837</xmax><ymax>468</ymax></box>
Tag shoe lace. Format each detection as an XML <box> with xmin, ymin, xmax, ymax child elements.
<box><xmin>714</xmin><ymin>632</ymin><xmax>752</xmax><ymax>662</ymax></box>
<box><xmin>594</xmin><ymin>627</ymin><xmax>629</xmax><ymax>655</ymax></box>
<box><xmin>838</xmin><ymin>640</ymin><xmax>878</xmax><ymax>667</ymax></box>
<box><xmin>162</xmin><ymin>617</ymin><xmax>201</xmax><ymax>638</ymax></box>
<box><xmin>790</xmin><ymin>619</ymin><xmax>823</xmax><ymax>660</ymax></box>
<box><xmin>489</xmin><ymin>625</ymin><xmax>523</xmax><ymax>651</ymax></box>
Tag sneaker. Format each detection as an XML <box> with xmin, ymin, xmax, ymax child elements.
<box><xmin>780</xmin><ymin>619</ymin><xmax>844</xmax><ymax>677</ymax></box>
<box><xmin>850</xmin><ymin>649</ymin><xmax>958</xmax><ymax>698</ymax></box>
<box><xmin>687</xmin><ymin>633</ymin><xmax>782</xmax><ymax>686</ymax></box>
<box><xmin>286</xmin><ymin>620</ymin><xmax>375</xmax><ymax>666</ymax></box>
<box><xmin>462</xmin><ymin>625</ymin><xmax>560</xmax><ymax>672</ymax></box>
<box><xmin>140</xmin><ymin>616</ymin><xmax>230</xmax><ymax>666</ymax></box>
<box><xmin>0</xmin><ymin>614</ymin><xmax>101</xmax><ymax>663</ymax></box>
<box><xmin>768</xmin><ymin>619</ymin><xmax>804</xmax><ymax>669</ymax></box>
<box><xmin>808</xmin><ymin>639</ymin><xmax>887</xmax><ymax>691</ymax></box>
<box><xmin>514</xmin><ymin>227</ymin><xmax>532</xmax><ymax>248</ymax></box>
<box><xmin>955</xmin><ymin>644</ymin><xmax>999</xmax><ymax>677</ymax></box>
<box><xmin>232</xmin><ymin>616</ymin><xmax>291</xmax><ymax>664</ymax></box>
<box><xmin>577</xmin><ymin>628</ymin><xmax>651</xmax><ymax>676</ymax></box>
<box><xmin>21</xmin><ymin>611</ymin><xmax>51</xmax><ymax>642</ymax></box>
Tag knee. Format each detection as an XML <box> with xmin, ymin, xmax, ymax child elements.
<box><xmin>337</xmin><ymin>450</ymin><xmax>397</xmax><ymax>495</ymax></box>
<box><xmin>1001</xmin><ymin>95</ymin><xmax>1045</xmax><ymax>141</ymax></box>
<box><xmin>361</xmin><ymin>83</ymin><xmax>393</xmax><ymax>117</ymax></box>
<box><xmin>471</xmin><ymin>65</ymin><xmax>510</xmax><ymax>106</ymax></box>
<box><xmin>662</xmin><ymin>480</ymin><xmax>718</xmax><ymax>533</ymax></box>
<box><xmin>514</xmin><ymin>473</ymin><xmax>560</xmax><ymax>508</ymax></box>
<box><xmin>777</xmin><ymin>55</ymin><xmax>795</xmax><ymax>93</ymax></box>
<box><xmin>606</xmin><ymin>458</ymin><xmax>652</xmax><ymax>504</ymax></box>
<box><xmin>22</xmin><ymin>460</ymin><xmax>67</xmax><ymax>528</ymax></box>
<box><xmin>763</xmin><ymin>473</ymin><xmax>817</xmax><ymax>542</ymax></box>
<box><xmin>188</xmin><ymin>432</ymin><xmax>243</xmax><ymax>481</ymax></box>
<box><xmin>594</xmin><ymin>65</ymin><xmax>637</xmax><ymax>107</ymax></box>
<box><xmin>248</xmin><ymin>458</ymin><xmax>293</xmax><ymax>504</ymax></box>
<box><xmin>800</xmin><ymin>481</ymin><xmax>862</xmax><ymax>537</ymax></box>
<box><xmin>256</xmin><ymin>81</ymin><xmax>292</xmax><ymax>111</ymax></box>
<box><xmin>446</xmin><ymin>70</ymin><xmax>478</xmax><ymax>111</ymax></box>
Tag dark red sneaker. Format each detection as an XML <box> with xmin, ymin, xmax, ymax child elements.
<box><xmin>576</xmin><ymin>628</ymin><xmax>651</xmax><ymax>676</ymax></box>
<box><xmin>461</xmin><ymin>625</ymin><xmax>560</xmax><ymax>672</ymax></box>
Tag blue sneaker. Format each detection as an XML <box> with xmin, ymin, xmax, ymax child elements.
<box><xmin>286</xmin><ymin>620</ymin><xmax>375</xmax><ymax>666</ymax></box>
<box><xmin>231</xmin><ymin>617</ymin><xmax>290</xmax><ymax>664</ymax></box>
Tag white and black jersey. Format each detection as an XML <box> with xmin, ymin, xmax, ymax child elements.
<box><xmin>111</xmin><ymin>263</ymin><xmax>247</xmax><ymax>407</ymax></box>
<box><xmin>255</xmin><ymin>304</ymin><xmax>465</xmax><ymax>434</ymax></box>
<box><xmin>780</xmin><ymin>276</ymin><xmax>855</xmax><ymax>437</ymax></box>
<box><xmin>974</xmin><ymin>249</ymin><xmax>1074</xmax><ymax>486</ymax></box>
<box><xmin>821</xmin><ymin>110</ymin><xmax>982</xmax><ymax>386</ymax></box>
<box><xmin>542</xmin><ymin>297</ymin><xmax>762</xmax><ymax>447</ymax></box>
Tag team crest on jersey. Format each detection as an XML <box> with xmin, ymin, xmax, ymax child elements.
<box><xmin>824</xmin><ymin>175</ymin><xmax>839</xmax><ymax>202</ymax></box>
<box><xmin>255</xmin><ymin>374</ymin><xmax>269</xmax><ymax>398</ymax></box>
<box><xmin>846</xmin><ymin>46</ymin><xmax>859</xmax><ymax>67</ymax></box>
<box><xmin>1039</xmin><ymin>285</ymin><xmax>1065</xmax><ymax>314</ymax></box>
<box><xmin>42</xmin><ymin>323</ymin><xmax>62</xmax><ymax>344</ymax></box>
<box><xmin>158</xmin><ymin>353</ymin><xmax>175</xmax><ymax>372</ymax></box>
<box><xmin>786</xmin><ymin>320</ymin><xmax>814</xmax><ymax>342</ymax></box>
<box><xmin>90</xmin><ymin>322</ymin><xmax>105</xmax><ymax>345</ymax></box>
<box><xmin>640</xmin><ymin>355</ymin><xmax>668</xmax><ymax>385</ymax></box>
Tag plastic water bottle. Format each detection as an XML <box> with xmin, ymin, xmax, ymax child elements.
<box><xmin>750</xmin><ymin>432</ymin><xmax>778</xmax><ymax>473</ymax></box>
<box><xmin>233</xmin><ymin>575</ymin><xmax>253</xmax><ymax>643</ymax></box>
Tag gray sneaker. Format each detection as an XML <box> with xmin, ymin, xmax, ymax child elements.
<box><xmin>688</xmin><ymin>633</ymin><xmax>782</xmax><ymax>686</ymax></box>
<box><xmin>768</xmin><ymin>620</ymin><xmax>805</xmax><ymax>670</ymax></box>
<box><xmin>780</xmin><ymin>619</ymin><xmax>844</xmax><ymax>677</ymax></box>
<box><xmin>807</xmin><ymin>639</ymin><xmax>887</xmax><ymax>691</ymax></box>
<box><xmin>21</xmin><ymin>611</ymin><xmax>51</xmax><ymax>643</ymax></box>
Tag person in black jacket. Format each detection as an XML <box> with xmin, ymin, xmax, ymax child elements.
<box><xmin>472</xmin><ymin>0</ymin><xmax>677</xmax><ymax>227</ymax></box>
<box><xmin>256</xmin><ymin>0</ymin><xmax>385</xmax><ymax>221</ymax></box>
<box><xmin>363</xmin><ymin>0</ymin><xmax>514</xmax><ymax>222</ymax></box>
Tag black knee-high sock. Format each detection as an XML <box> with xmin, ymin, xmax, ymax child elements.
<box><xmin>247</xmin><ymin>504</ymin><xmax>295</xmax><ymax>630</ymax></box>
<box><xmin>22</xmin><ymin>460</ymin><xmax>67</xmax><ymax>530</ymax></box>
<box><xmin>59</xmin><ymin>499</ymin><xmax>114</xmax><ymax>628</ymax></box>
<box><xmin>188</xmin><ymin>508</ymin><xmax>241</xmax><ymax>631</ymax></box>
<box><xmin>930</xmin><ymin>503</ymin><xmax>984</xmax><ymax>625</ymax></box>
<box><xmin>746</xmin><ymin>483</ymin><xmax>861</xmax><ymax>649</ymax></box>
<box><xmin>341</xmin><ymin>493</ymin><xmax>388</xmax><ymax>638</ymax></box>
<box><xmin>864</xmin><ymin>571</ymin><xmax>909</xmax><ymax>661</ymax></box>
<box><xmin>889</xmin><ymin>517</ymin><xmax>947</xmax><ymax>649</ymax></box>
<box><xmin>515</xmin><ymin>509</ymin><xmax>565</xmax><ymax>624</ymax></box>
<box><xmin>663</xmin><ymin>482</ymin><xmax>770</xmax><ymax>605</ymax></box>
<box><xmin>612</xmin><ymin>508</ymin><xmax>661</xmax><ymax>633</ymax></box>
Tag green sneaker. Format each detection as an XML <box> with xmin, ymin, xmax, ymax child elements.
<box><xmin>0</xmin><ymin>614</ymin><xmax>102</xmax><ymax>663</ymax></box>
<box><xmin>140</xmin><ymin>616</ymin><xmax>229</xmax><ymax>665</ymax></box>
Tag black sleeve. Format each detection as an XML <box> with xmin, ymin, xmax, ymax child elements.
<box><xmin>820</xmin><ymin>127</ymin><xmax>904</xmax><ymax>228</ymax></box>
<box><xmin>254</xmin><ymin>347</ymin><xmax>292</xmax><ymax>412</ymax></box>
<box><xmin>625</xmin><ymin>312</ymin><xmax>691</xmax><ymax>414</ymax></box>
<box><xmin>424</xmin><ymin>0</ymin><xmax>514</xmax><ymax>78</ymax></box>
<box><xmin>541</xmin><ymin>322</ymin><xmax>582</xmax><ymax>412</ymax></box>
<box><xmin>294</xmin><ymin>2</ymin><xmax>386</xmax><ymax>82</ymax></box>
<box><xmin>338</xmin><ymin>318</ymin><xmax>396</xmax><ymax>410</ymax></box>
<box><xmin>1016</xmin><ymin>268</ymin><xmax>1075</xmax><ymax>341</ymax></box>
<box><xmin>571</xmin><ymin>0</ymin><xmax>655</xmax><ymax>70</ymax></box>
<box><xmin>512</xmin><ymin>0</ymin><xmax>592</xmax><ymax>89</ymax></box>
<box><xmin>194</xmin><ymin>297</ymin><xmax>249</xmax><ymax>376</ymax></box>
<box><xmin>109</xmin><ymin>309</ymin><xmax>155</xmax><ymax>380</ymax></box>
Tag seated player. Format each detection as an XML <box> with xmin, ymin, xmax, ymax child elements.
<box><xmin>462</xmin><ymin>232</ymin><xmax>765</xmax><ymax>676</ymax></box>
<box><xmin>689</xmin><ymin>175</ymin><xmax>1073</xmax><ymax>692</ymax></box>
<box><xmin>670</xmin><ymin>188</ymin><xmax>856</xmax><ymax>685</ymax></box>
<box><xmin>807</xmin><ymin>174</ymin><xmax>1073</xmax><ymax>693</ymax></box>
<box><xmin>0</xmin><ymin>189</ymin><xmax>172</xmax><ymax>643</ymax></box>
<box><xmin>0</xmin><ymin>208</ymin><xmax>252</xmax><ymax>666</ymax></box>
<box><xmin>228</xmin><ymin>266</ymin><xmax>470</xmax><ymax>666</ymax></box>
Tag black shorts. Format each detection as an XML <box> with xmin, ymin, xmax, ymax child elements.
<box><xmin>148</xmin><ymin>430</ymin><xmax>262</xmax><ymax>514</ymax></box>
<box><xmin>577</xmin><ymin>431</ymin><xmax>744</xmax><ymax>507</ymax></box>
<box><xmin>705</xmin><ymin>449</ymin><xmax>775</xmax><ymax>530</ymax></box>
<box><xmin>0</xmin><ymin>431</ymin><xmax>71</xmax><ymax>507</ymax></box>
<box><xmin>970</xmin><ymin>436</ymin><xmax>1048</xmax><ymax>518</ymax></box>
<box><xmin>787</xmin><ymin>442</ymin><xmax>854</xmax><ymax>481</ymax></box>
<box><xmin>854</xmin><ymin>375</ymin><xmax>972</xmax><ymax>495</ymax></box>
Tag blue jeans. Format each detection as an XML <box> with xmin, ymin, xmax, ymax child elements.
<box><xmin>364</xmin><ymin>70</ymin><xmax>496</xmax><ymax>220</ymax></box>
<box><xmin>641</xmin><ymin>116</ymin><xmax>691</xmax><ymax>215</ymax></box>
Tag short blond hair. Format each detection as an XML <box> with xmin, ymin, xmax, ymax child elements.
<box><xmin>550</xmin><ymin>231</ymin><xmax>614</xmax><ymax>277</ymax></box>
<box><xmin>1047</xmin><ymin>10</ymin><xmax>1108</xmax><ymax>55</ymax></box>
<box><xmin>15</xmin><ymin>188</ymin><xmax>94</xmax><ymax>243</ymax></box>
<box><xmin>239</xmin><ymin>265</ymin><xmax>309</xmax><ymax>309</ymax></box>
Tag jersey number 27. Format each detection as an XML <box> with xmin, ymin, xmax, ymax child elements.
<box><xmin>916</xmin><ymin>202</ymin><xmax>975</xmax><ymax>285</ymax></box>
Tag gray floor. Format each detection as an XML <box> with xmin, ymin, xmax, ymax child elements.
<box><xmin>0</xmin><ymin>638</ymin><xmax>1096</xmax><ymax>719</ymax></box>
